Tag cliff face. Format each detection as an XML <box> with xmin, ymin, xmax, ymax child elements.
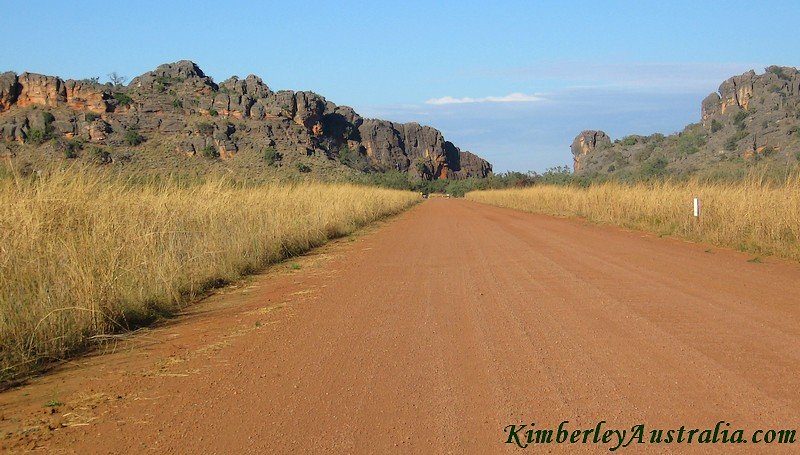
<box><xmin>570</xmin><ymin>130</ymin><xmax>611</xmax><ymax>173</ymax></box>
<box><xmin>571</xmin><ymin>66</ymin><xmax>800</xmax><ymax>177</ymax></box>
<box><xmin>0</xmin><ymin>61</ymin><xmax>492</xmax><ymax>179</ymax></box>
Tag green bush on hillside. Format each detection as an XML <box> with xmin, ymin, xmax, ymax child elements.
<box><xmin>124</xmin><ymin>130</ymin><xmax>145</xmax><ymax>146</ymax></box>
<box><xmin>263</xmin><ymin>147</ymin><xmax>282</xmax><ymax>165</ymax></box>
<box><xmin>113</xmin><ymin>92</ymin><xmax>133</xmax><ymax>106</ymax></box>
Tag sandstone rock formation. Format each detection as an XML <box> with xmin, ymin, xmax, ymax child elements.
<box><xmin>0</xmin><ymin>60</ymin><xmax>492</xmax><ymax>179</ymax></box>
<box><xmin>571</xmin><ymin>130</ymin><xmax>611</xmax><ymax>172</ymax></box>
<box><xmin>571</xmin><ymin>66</ymin><xmax>800</xmax><ymax>177</ymax></box>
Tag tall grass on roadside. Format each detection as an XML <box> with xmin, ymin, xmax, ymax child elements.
<box><xmin>466</xmin><ymin>173</ymin><xmax>800</xmax><ymax>262</ymax></box>
<box><xmin>0</xmin><ymin>169</ymin><xmax>418</xmax><ymax>383</ymax></box>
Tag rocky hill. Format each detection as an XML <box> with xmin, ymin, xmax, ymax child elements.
<box><xmin>571</xmin><ymin>66</ymin><xmax>800</xmax><ymax>179</ymax></box>
<box><xmin>0</xmin><ymin>61</ymin><xmax>492</xmax><ymax>180</ymax></box>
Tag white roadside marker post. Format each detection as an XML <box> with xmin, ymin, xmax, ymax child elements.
<box><xmin>693</xmin><ymin>196</ymin><xmax>701</xmax><ymax>227</ymax></box>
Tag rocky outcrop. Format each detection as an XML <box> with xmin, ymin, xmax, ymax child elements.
<box><xmin>0</xmin><ymin>60</ymin><xmax>492</xmax><ymax>179</ymax></box>
<box><xmin>65</xmin><ymin>80</ymin><xmax>112</xmax><ymax>113</ymax></box>
<box><xmin>357</xmin><ymin>120</ymin><xmax>492</xmax><ymax>179</ymax></box>
<box><xmin>0</xmin><ymin>72</ymin><xmax>111</xmax><ymax>115</ymax></box>
<box><xmin>456</xmin><ymin>151</ymin><xmax>493</xmax><ymax>179</ymax></box>
<box><xmin>571</xmin><ymin>66</ymin><xmax>800</xmax><ymax>177</ymax></box>
<box><xmin>0</xmin><ymin>72</ymin><xmax>19</xmax><ymax>111</ymax></box>
<box><xmin>15</xmin><ymin>73</ymin><xmax>67</xmax><ymax>108</ymax></box>
<box><xmin>571</xmin><ymin>130</ymin><xmax>611</xmax><ymax>172</ymax></box>
<box><xmin>130</xmin><ymin>60</ymin><xmax>217</xmax><ymax>95</ymax></box>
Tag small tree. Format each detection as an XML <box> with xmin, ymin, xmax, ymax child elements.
<box><xmin>263</xmin><ymin>147</ymin><xmax>282</xmax><ymax>165</ymax></box>
<box><xmin>108</xmin><ymin>72</ymin><xmax>127</xmax><ymax>87</ymax></box>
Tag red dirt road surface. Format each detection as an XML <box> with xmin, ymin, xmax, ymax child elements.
<box><xmin>2</xmin><ymin>199</ymin><xmax>800</xmax><ymax>453</ymax></box>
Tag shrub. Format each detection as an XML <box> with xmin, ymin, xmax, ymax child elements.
<box><xmin>641</xmin><ymin>157</ymin><xmax>668</xmax><ymax>178</ymax></box>
<box><xmin>620</xmin><ymin>136</ymin><xmax>638</xmax><ymax>146</ymax></box>
<box><xmin>201</xmin><ymin>145</ymin><xmax>219</xmax><ymax>159</ymax></box>
<box><xmin>24</xmin><ymin>112</ymin><xmax>58</xmax><ymax>145</ymax></box>
<box><xmin>90</xmin><ymin>147</ymin><xmax>112</xmax><ymax>164</ymax></box>
<box><xmin>65</xmin><ymin>138</ymin><xmax>83</xmax><ymax>159</ymax></box>
<box><xmin>733</xmin><ymin>110</ymin><xmax>749</xmax><ymax>130</ymax></box>
<box><xmin>208</xmin><ymin>108</ymin><xmax>219</xmax><ymax>117</ymax></box>
<box><xmin>710</xmin><ymin>119</ymin><xmax>723</xmax><ymax>133</ymax></box>
<box><xmin>338</xmin><ymin>145</ymin><xmax>354</xmax><ymax>164</ymax></box>
<box><xmin>415</xmin><ymin>161</ymin><xmax>429</xmax><ymax>178</ymax></box>
<box><xmin>724</xmin><ymin>131</ymin><xmax>749</xmax><ymax>151</ymax></box>
<box><xmin>538</xmin><ymin>166</ymin><xmax>574</xmax><ymax>185</ymax></box>
<box><xmin>676</xmin><ymin>129</ymin><xmax>706</xmax><ymax>156</ymax></box>
<box><xmin>172</xmin><ymin>99</ymin><xmax>183</xmax><ymax>109</ymax></box>
<box><xmin>337</xmin><ymin>145</ymin><xmax>370</xmax><ymax>171</ymax></box>
<box><xmin>41</xmin><ymin>111</ymin><xmax>55</xmax><ymax>125</ymax></box>
<box><xmin>263</xmin><ymin>147</ymin><xmax>282</xmax><ymax>165</ymax></box>
<box><xmin>26</xmin><ymin>129</ymin><xmax>49</xmax><ymax>145</ymax></box>
<box><xmin>85</xmin><ymin>112</ymin><xmax>100</xmax><ymax>122</ymax></box>
<box><xmin>113</xmin><ymin>92</ymin><xmax>132</xmax><ymax>106</ymax></box>
<box><xmin>635</xmin><ymin>149</ymin><xmax>652</xmax><ymax>163</ymax></box>
<box><xmin>296</xmin><ymin>163</ymin><xmax>311</xmax><ymax>173</ymax></box>
<box><xmin>124</xmin><ymin>130</ymin><xmax>145</xmax><ymax>146</ymax></box>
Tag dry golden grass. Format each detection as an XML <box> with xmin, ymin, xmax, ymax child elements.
<box><xmin>0</xmin><ymin>168</ymin><xmax>418</xmax><ymax>383</ymax></box>
<box><xmin>466</xmin><ymin>175</ymin><xmax>800</xmax><ymax>262</ymax></box>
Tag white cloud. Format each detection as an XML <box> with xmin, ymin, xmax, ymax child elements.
<box><xmin>425</xmin><ymin>92</ymin><xmax>545</xmax><ymax>105</ymax></box>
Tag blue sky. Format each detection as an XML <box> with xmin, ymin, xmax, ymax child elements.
<box><xmin>2</xmin><ymin>1</ymin><xmax>798</xmax><ymax>171</ymax></box>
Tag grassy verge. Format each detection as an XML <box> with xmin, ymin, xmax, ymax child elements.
<box><xmin>0</xmin><ymin>168</ymin><xmax>419</xmax><ymax>384</ymax></box>
<box><xmin>465</xmin><ymin>175</ymin><xmax>800</xmax><ymax>262</ymax></box>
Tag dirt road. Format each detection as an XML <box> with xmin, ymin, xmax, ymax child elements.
<box><xmin>2</xmin><ymin>199</ymin><xmax>800</xmax><ymax>453</ymax></box>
